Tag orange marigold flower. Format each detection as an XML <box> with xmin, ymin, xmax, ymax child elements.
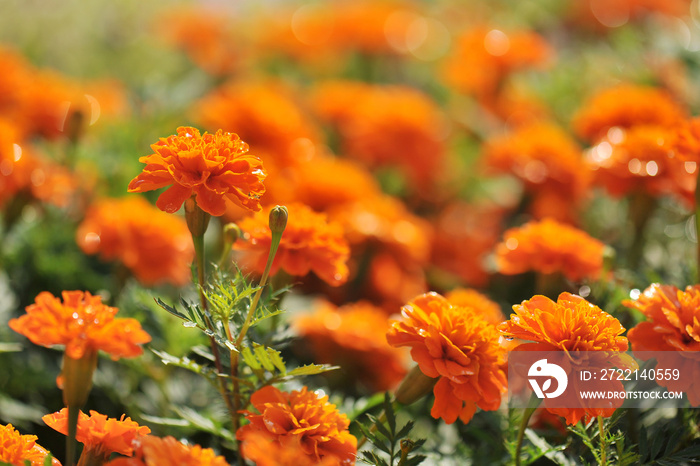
<box><xmin>76</xmin><ymin>197</ymin><xmax>194</xmax><ymax>286</ymax></box>
<box><xmin>442</xmin><ymin>27</ymin><xmax>552</xmax><ymax>101</ymax></box>
<box><xmin>237</xmin><ymin>385</ymin><xmax>357</xmax><ymax>466</ymax></box>
<box><xmin>0</xmin><ymin>423</ymin><xmax>60</xmax><ymax>466</ymax></box>
<box><xmin>9</xmin><ymin>290</ymin><xmax>151</xmax><ymax>360</ymax></box>
<box><xmin>586</xmin><ymin>125</ymin><xmax>695</xmax><ymax>206</ymax></box>
<box><xmin>445</xmin><ymin>288</ymin><xmax>505</xmax><ymax>325</ymax></box>
<box><xmin>234</xmin><ymin>203</ymin><xmax>350</xmax><ymax>286</ymax></box>
<box><xmin>624</xmin><ymin>284</ymin><xmax>700</xmax><ymax>405</ymax></box>
<box><xmin>311</xmin><ymin>81</ymin><xmax>448</xmax><ymax>187</ymax></box>
<box><xmin>294</xmin><ymin>300</ymin><xmax>408</xmax><ymax>391</ymax></box>
<box><xmin>499</xmin><ymin>293</ymin><xmax>631</xmax><ymax>424</ymax></box>
<box><xmin>386</xmin><ymin>292</ymin><xmax>508</xmax><ymax>424</ymax></box>
<box><xmin>572</xmin><ymin>84</ymin><xmax>687</xmax><ymax>143</ymax></box>
<box><xmin>127</xmin><ymin>126</ymin><xmax>266</xmax><ymax>216</ymax></box>
<box><xmin>483</xmin><ymin>122</ymin><xmax>591</xmax><ymax>222</ymax></box>
<box><xmin>495</xmin><ymin>218</ymin><xmax>606</xmax><ymax>282</ymax></box>
<box><xmin>106</xmin><ymin>435</ymin><xmax>230</xmax><ymax>466</ymax></box>
<box><xmin>240</xmin><ymin>432</ymin><xmax>339</xmax><ymax>466</ymax></box>
<box><xmin>43</xmin><ymin>408</ymin><xmax>150</xmax><ymax>459</ymax></box>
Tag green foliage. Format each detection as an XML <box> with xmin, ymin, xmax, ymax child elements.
<box><xmin>357</xmin><ymin>393</ymin><xmax>426</xmax><ymax>466</ymax></box>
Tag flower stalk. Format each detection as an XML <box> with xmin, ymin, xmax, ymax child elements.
<box><xmin>61</xmin><ymin>351</ymin><xmax>98</xmax><ymax>466</ymax></box>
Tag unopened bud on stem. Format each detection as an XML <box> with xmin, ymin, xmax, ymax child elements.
<box><xmin>269</xmin><ymin>205</ymin><xmax>288</xmax><ymax>234</ymax></box>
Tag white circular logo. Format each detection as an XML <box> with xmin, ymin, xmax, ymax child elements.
<box><xmin>528</xmin><ymin>358</ymin><xmax>568</xmax><ymax>399</ymax></box>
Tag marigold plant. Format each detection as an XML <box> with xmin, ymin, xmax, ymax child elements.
<box><xmin>234</xmin><ymin>202</ymin><xmax>350</xmax><ymax>286</ymax></box>
<box><xmin>76</xmin><ymin>197</ymin><xmax>195</xmax><ymax>286</ymax></box>
<box><xmin>445</xmin><ymin>288</ymin><xmax>504</xmax><ymax>325</ymax></box>
<box><xmin>386</xmin><ymin>292</ymin><xmax>508</xmax><ymax>424</ymax></box>
<box><xmin>294</xmin><ymin>300</ymin><xmax>408</xmax><ymax>391</ymax></box>
<box><xmin>127</xmin><ymin>126</ymin><xmax>266</xmax><ymax>216</ymax></box>
<box><xmin>499</xmin><ymin>293</ymin><xmax>632</xmax><ymax>424</ymax></box>
<box><xmin>237</xmin><ymin>385</ymin><xmax>357</xmax><ymax>466</ymax></box>
<box><xmin>43</xmin><ymin>409</ymin><xmax>151</xmax><ymax>461</ymax></box>
<box><xmin>0</xmin><ymin>423</ymin><xmax>60</xmax><ymax>466</ymax></box>
<box><xmin>624</xmin><ymin>284</ymin><xmax>700</xmax><ymax>405</ymax></box>
<box><xmin>495</xmin><ymin>218</ymin><xmax>606</xmax><ymax>282</ymax></box>
<box><xmin>106</xmin><ymin>435</ymin><xmax>230</xmax><ymax>466</ymax></box>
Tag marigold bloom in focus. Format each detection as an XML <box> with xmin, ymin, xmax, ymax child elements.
<box><xmin>240</xmin><ymin>432</ymin><xmax>339</xmax><ymax>466</ymax></box>
<box><xmin>499</xmin><ymin>292</ymin><xmax>631</xmax><ymax>424</ymax></box>
<box><xmin>445</xmin><ymin>288</ymin><xmax>504</xmax><ymax>325</ymax></box>
<box><xmin>586</xmin><ymin>125</ymin><xmax>695</xmax><ymax>206</ymax></box>
<box><xmin>43</xmin><ymin>409</ymin><xmax>150</xmax><ymax>459</ymax></box>
<box><xmin>106</xmin><ymin>435</ymin><xmax>230</xmax><ymax>466</ymax></box>
<box><xmin>77</xmin><ymin>197</ymin><xmax>194</xmax><ymax>286</ymax></box>
<box><xmin>442</xmin><ymin>27</ymin><xmax>552</xmax><ymax>101</ymax></box>
<box><xmin>0</xmin><ymin>423</ymin><xmax>60</xmax><ymax>466</ymax></box>
<box><xmin>238</xmin><ymin>385</ymin><xmax>357</xmax><ymax>466</ymax></box>
<box><xmin>127</xmin><ymin>126</ymin><xmax>266</xmax><ymax>216</ymax></box>
<box><xmin>9</xmin><ymin>290</ymin><xmax>151</xmax><ymax>360</ymax></box>
<box><xmin>625</xmin><ymin>284</ymin><xmax>700</xmax><ymax>405</ymax></box>
<box><xmin>483</xmin><ymin>122</ymin><xmax>590</xmax><ymax>222</ymax></box>
<box><xmin>495</xmin><ymin>218</ymin><xmax>606</xmax><ymax>282</ymax></box>
<box><xmin>235</xmin><ymin>203</ymin><xmax>350</xmax><ymax>286</ymax></box>
<box><xmin>294</xmin><ymin>300</ymin><xmax>408</xmax><ymax>391</ymax></box>
<box><xmin>387</xmin><ymin>292</ymin><xmax>508</xmax><ymax>424</ymax></box>
<box><xmin>572</xmin><ymin>84</ymin><xmax>686</xmax><ymax>143</ymax></box>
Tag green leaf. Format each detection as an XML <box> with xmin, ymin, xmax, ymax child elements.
<box><xmin>252</xmin><ymin>343</ymin><xmax>276</xmax><ymax>372</ymax></box>
<box><xmin>240</xmin><ymin>346</ymin><xmax>261</xmax><ymax>370</ymax></box>
<box><xmin>0</xmin><ymin>343</ymin><xmax>22</xmax><ymax>353</ymax></box>
<box><xmin>285</xmin><ymin>364</ymin><xmax>338</xmax><ymax>377</ymax></box>
<box><xmin>383</xmin><ymin>392</ymin><xmax>396</xmax><ymax>434</ymax></box>
<box><xmin>151</xmin><ymin>349</ymin><xmax>215</xmax><ymax>380</ymax></box>
<box><xmin>139</xmin><ymin>414</ymin><xmax>190</xmax><ymax>427</ymax></box>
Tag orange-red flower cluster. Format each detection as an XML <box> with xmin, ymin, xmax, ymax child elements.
<box><xmin>156</xmin><ymin>7</ymin><xmax>241</xmax><ymax>76</ymax></box>
<box><xmin>672</xmin><ymin>116</ymin><xmax>700</xmax><ymax>163</ymax></box>
<box><xmin>585</xmin><ymin>125</ymin><xmax>694</xmax><ymax>206</ymax></box>
<box><xmin>127</xmin><ymin>126</ymin><xmax>266</xmax><ymax>216</ymax></box>
<box><xmin>0</xmin><ymin>46</ymin><xmax>125</xmax><ymax>141</ymax></box>
<box><xmin>624</xmin><ymin>284</ymin><xmax>700</xmax><ymax>405</ymax></box>
<box><xmin>430</xmin><ymin>201</ymin><xmax>506</xmax><ymax>288</ymax></box>
<box><xmin>442</xmin><ymin>27</ymin><xmax>552</xmax><ymax>102</ymax></box>
<box><xmin>572</xmin><ymin>84</ymin><xmax>687</xmax><ymax>143</ymax></box>
<box><xmin>43</xmin><ymin>409</ymin><xmax>150</xmax><ymax>459</ymax></box>
<box><xmin>294</xmin><ymin>300</ymin><xmax>408</xmax><ymax>391</ymax></box>
<box><xmin>240</xmin><ymin>432</ymin><xmax>339</xmax><ymax>466</ymax></box>
<box><xmin>483</xmin><ymin>122</ymin><xmax>590</xmax><ymax>222</ymax></box>
<box><xmin>9</xmin><ymin>290</ymin><xmax>151</xmax><ymax>361</ymax></box>
<box><xmin>495</xmin><ymin>218</ymin><xmax>606</xmax><ymax>282</ymax></box>
<box><xmin>311</xmin><ymin>81</ymin><xmax>448</xmax><ymax>187</ymax></box>
<box><xmin>0</xmin><ymin>423</ymin><xmax>60</xmax><ymax>466</ymax></box>
<box><xmin>499</xmin><ymin>293</ymin><xmax>631</xmax><ymax>424</ymax></box>
<box><xmin>106</xmin><ymin>435</ymin><xmax>230</xmax><ymax>466</ymax></box>
<box><xmin>237</xmin><ymin>385</ymin><xmax>357</xmax><ymax>466</ymax></box>
<box><xmin>76</xmin><ymin>197</ymin><xmax>194</xmax><ymax>286</ymax></box>
<box><xmin>194</xmin><ymin>81</ymin><xmax>321</xmax><ymax>170</ymax></box>
<box><xmin>234</xmin><ymin>203</ymin><xmax>350</xmax><ymax>286</ymax></box>
<box><xmin>387</xmin><ymin>292</ymin><xmax>507</xmax><ymax>424</ymax></box>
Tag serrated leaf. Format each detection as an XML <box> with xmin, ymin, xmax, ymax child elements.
<box><xmin>405</xmin><ymin>455</ymin><xmax>427</xmax><ymax>466</ymax></box>
<box><xmin>383</xmin><ymin>392</ymin><xmax>396</xmax><ymax>433</ymax></box>
<box><xmin>267</xmin><ymin>347</ymin><xmax>287</xmax><ymax>374</ymax></box>
<box><xmin>286</xmin><ymin>364</ymin><xmax>338</xmax><ymax>377</ymax></box>
<box><xmin>369</xmin><ymin>417</ymin><xmax>392</xmax><ymax>444</ymax></box>
<box><xmin>395</xmin><ymin>420</ymin><xmax>414</xmax><ymax>440</ymax></box>
<box><xmin>156</xmin><ymin>298</ymin><xmax>188</xmax><ymax>320</ymax></box>
<box><xmin>151</xmin><ymin>349</ymin><xmax>213</xmax><ymax>379</ymax></box>
<box><xmin>253</xmin><ymin>343</ymin><xmax>276</xmax><ymax>372</ymax></box>
<box><xmin>241</xmin><ymin>346</ymin><xmax>261</xmax><ymax>370</ymax></box>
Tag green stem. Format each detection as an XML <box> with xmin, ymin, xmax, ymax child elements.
<box><xmin>514</xmin><ymin>400</ymin><xmax>538</xmax><ymax>466</ymax></box>
<box><xmin>66</xmin><ymin>405</ymin><xmax>80</xmax><ymax>466</ymax></box>
<box><xmin>191</xmin><ymin>232</ymin><xmax>237</xmax><ymax>426</ymax></box>
<box><xmin>598</xmin><ymin>416</ymin><xmax>607</xmax><ymax>466</ymax></box>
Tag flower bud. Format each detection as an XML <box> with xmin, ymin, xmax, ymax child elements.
<box><xmin>268</xmin><ymin>205</ymin><xmax>288</xmax><ymax>235</ymax></box>
<box><xmin>223</xmin><ymin>223</ymin><xmax>241</xmax><ymax>245</ymax></box>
